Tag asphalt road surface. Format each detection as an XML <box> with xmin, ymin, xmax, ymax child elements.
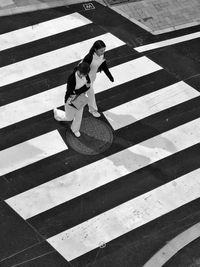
<box><xmin>0</xmin><ymin>2</ymin><xmax>200</xmax><ymax>266</ymax></box>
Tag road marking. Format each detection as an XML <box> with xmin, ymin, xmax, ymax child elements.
<box><xmin>144</xmin><ymin>222</ymin><xmax>200</xmax><ymax>267</ymax></box>
<box><xmin>104</xmin><ymin>81</ymin><xmax>199</xmax><ymax>130</ymax></box>
<box><xmin>6</xmin><ymin>117</ymin><xmax>200</xmax><ymax>219</ymax></box>
<box><xmin>0</xmin><ymin>13</ymin><xmax>92</xmax><ymax>51</ymax></box>
<box><xmin>135</xmin><ymin>32</ymin><xmax>200</xmax><ymax>52</ymax></box>
<box><xmin>47</xmin><ymin>167</ymin><xmax>200</xmax><ymax>261</ymax></box>
<box><xmin>0</xmin><ymin>130</ymin><xmax>67</xmax><ymax>176</ymax></box>
<box><xmin>0</xmin><ymin>33</ymin><xmax>125</xmax><ymax>87</ymax></box>
<box><xmin>94</xmin><ymin>56</ymin><xmax>162</xmax><ymax>94</ymax></box>
<box><xmin>0</xmin><ymin>57</ymin><xmax>161</xmax><ymax>128</ymax></box>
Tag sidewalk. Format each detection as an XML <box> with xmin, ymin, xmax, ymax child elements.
<box><xmin>108</xmin><ymin>0</ymin><xmax>200</xmax><ymax>34</ymax></box>
<box><xmin>0</xmin><ymin>0</ymin><xmax>200</xmax><ymax>34</ymax></box>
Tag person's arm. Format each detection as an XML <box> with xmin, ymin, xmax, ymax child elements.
<box><xmin>75</xmin><ymin>85</ymin><xmax>89</xmax><ymax>95</ymax></box>
<box><xmin>99</xmin><ymin>60</ymin><xmax>114</xmax><ymax>82</ymax></box>
<box><xmin>64</xmin><ymin>74</ymin><xmax>76</xmax><ymax>103</ymax></box>
<box><xmin>75</xmin><ymin>74</ymin><xmax>91</xmax><ymax>95</ymax></box>
<box><xmin>86</xmin><ymin>73</ymin><xmax>91</xmax><ymax>86</ymax></box>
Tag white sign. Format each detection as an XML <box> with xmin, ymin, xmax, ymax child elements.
<box><xmin>83</xmin><ymin>3</ymin><xmax>95</xmax><ymax>10</ymax></box>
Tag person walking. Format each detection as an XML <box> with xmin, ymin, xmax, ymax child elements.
<box><xmin>53</xmin><ymin>62</ymin><xmax>91</xmax><ymax>137</ymax></box>
<box><xmin>82</xmin><ymin>40</ymin><xmax>114</xmax><ymax>118</ymax></box>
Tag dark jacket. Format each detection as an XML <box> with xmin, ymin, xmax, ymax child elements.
<box><xmin>82</xmin><ymin>53</ymin><xmax>114</xmax><ymax>81</ymax></box>
<box><xmin>65</xmin><ymin>69</ymin><xmax>91</xmax><ymax>103</ymax></box>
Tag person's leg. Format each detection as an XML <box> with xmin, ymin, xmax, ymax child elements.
<box><xmin>70</xmin><ymin>107</ymin><xmax>83</xmax><ymax>136</ymax></box>
<box><xmin>54</xmin><ymin>103</ymin><xmax>83</xmax><ymax>137</ymax></box>
<box><xmin>87</xmin><ymin>84</ymin><xmax>98</xmax><ymax>112</ymax></box>
<box><xmin>65</xmin><ymin>104</ymin><xmax>83</xmax><ymax>137</ymax></box>
<box><xmin>87</xmin><ymin>83</ymin><xmax>100</xmax><ymax>117</ymax></box>
<box><xmin>64</xmin><ymin>103</ymin><xmax>76</xmax><ymax>121</ymax></box>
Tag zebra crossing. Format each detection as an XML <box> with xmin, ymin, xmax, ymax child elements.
<box><xmin>1</xmin><ymin>5</ymin><xmax>200</xmax><ymax>266</ymax></box>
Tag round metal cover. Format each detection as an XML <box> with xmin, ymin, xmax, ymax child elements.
<box><xmin>66</xmin><ymin>117</ymin><xmax>113</xmax><ymax>155</ymax></box>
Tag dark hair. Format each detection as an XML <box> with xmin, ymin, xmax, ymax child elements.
<box><xmin>77</xmin><ymin>62</ymin><xmax>90</xmax><ymax>75</ymax></box>
<box><xmin>89</xmin><ymin>40</ymin><xmax>106</xmax><ymax>55</ymax></box>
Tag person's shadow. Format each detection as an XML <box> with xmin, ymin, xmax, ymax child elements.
<box><xmin>103</xmin><ymin>110</ymin><xmax>177</xmax><ymax>173</ymax></box>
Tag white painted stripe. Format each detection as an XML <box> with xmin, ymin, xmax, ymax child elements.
<box><xmin>0</xmin><ymin>57</ymin><xmax>162</xmax><ymax>129</ymax></box>
<box><xmin>6</xmin><ymin>117</ymin><xmax>200</xmax><ymax>219</ymax></box>
<box><xmin>94</xmin><ymin>56</ymin><xmax>162</xmax><ymax>94</ymax></box>
<box><xmin>47</xmin><ymin>167</ymin><xmax>200</xmax><ymax>261</ymax></box>
<box><xmin>0</xmin><ymin>85</ymin><xmax>66</xmax><ymax>129</ymax></box>
<box><xmin>104</xmin><ymin>81</ymin><xmax>200</xmax><ymax>130</ymax></box>
<box><xmin>0</xmin><ymin>13</ymin><xmax>92</xmax><ymax>51</ymax></box>
<box><xmin>135</xmin><ymin>32</ymin><xmax>200</xmax><ymax>52</ymax></box>
<box><xmin>0</xmin><ymin>33</ymin><xmax>125</xmax><ymax>87</ymax></box>
<box><xmin>0</xmin><ymin>130</ymin><xmax>67</xmax><ymax>176</ymax></box>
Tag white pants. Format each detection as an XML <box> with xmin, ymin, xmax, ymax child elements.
<box><xmin>54</xmin><ymin>103</ymin><xmax>83</xmax><ymax>133</ymax></box>
<box><xmin>87</xmin><ymin>82</ymin><xmax>98</xmax><ymax>112</ymax></box>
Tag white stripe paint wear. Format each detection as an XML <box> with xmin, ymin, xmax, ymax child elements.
<box><xmin>0</xmin><ymin>130</ymin><xmax>67</xmax><ymax>176</ymax></box>
<box><xmin>104</xmin><ymin>81</ymin><xmax>199</xmax><ymax>130</ymax></box>
<box><xmin>94</xmin><ymin>56</ymin><xmax>162</xmax><ymax>94</ymax></box>
<box><xmin>0</xmin><ymin>57</ymin><xmax>161</xmax><ymax>129</ymax></box>
<box><xmin>0</xmin><ymin>33</ymin><xmax>125</xmax><ymax>87</ymax></box>
<box><xmin>135</xmin><ymin>32</ymin><xmax>200</xmax><ymax>52</ymax></box>
<box><xmin>0</xmin><ymin>13</ymin><xmax>92</xmax><ymax>51</ymax></box>
<box><xmin>6</xmin><ymin>117</ymin><xmax>200</xmax><ymax>219</ymax></box>
<box><xmin>47</xmin><ymin>167</ymin><xmax>200</xmax><ymax>261</ymax></box>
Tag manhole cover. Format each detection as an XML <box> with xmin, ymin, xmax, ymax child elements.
<box><xmin>66</xmin><ymin>117</ymin><xmax>113</xmax><ymax>155</ymax></box>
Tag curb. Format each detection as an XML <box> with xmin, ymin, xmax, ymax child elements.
<box><xmin>111</xmin><ymin>5</ymin><xmax>200</xmax><ymax>35</ymax></box>
<box><xmin>111</xmin><ymin>5</ymin><xmax>153</xmax><ymax>34</ymax></box>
